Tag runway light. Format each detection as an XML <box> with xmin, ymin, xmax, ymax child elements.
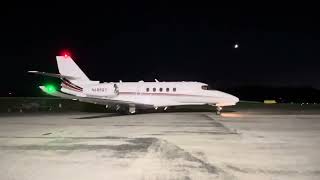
<box><xmin>45</xmin><ymin>84</ymin><xmax>57</xmax><ymax>94</ymax></box>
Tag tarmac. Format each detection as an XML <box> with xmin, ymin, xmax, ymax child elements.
<box><xmin>0</xmin><ymin>107</ymin><xmax>319</xmax><ymax>180</ymax></box>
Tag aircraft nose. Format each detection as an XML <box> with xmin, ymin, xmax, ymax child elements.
<box><xmin>229</xmin><ymin>94</ymin><xmax>239</xmax><ymax>103</ymax></box>
<box><xmin>222</xmin><ymin>92</ymin><xmax>239</xmax><ymax>103</ymax></box>
<box><xmin>209</xmin><ymin>91</ymin><xmax>239</xmax><ymax>104</ymax></box>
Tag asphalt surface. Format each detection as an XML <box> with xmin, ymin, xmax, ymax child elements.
<box><xmin>0</xmin><ymin>110</ymin><xmax>319</xmax><ymax>180</ymax></box>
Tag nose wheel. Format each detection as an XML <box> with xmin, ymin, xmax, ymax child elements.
<box><xmin>216</xmin><ymin>106</ymin><xmax>222</xmax><ymax>115</ymax></box>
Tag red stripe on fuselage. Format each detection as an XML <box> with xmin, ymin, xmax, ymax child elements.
<box><xmin>62</xmin><ymin>79</ymin><xmax>83</xmax><ymax>90</ymax></box>
<box><xmin>61</xmin><ymin>83</ymin><xmax>82</xmax><ymax>92</ymax></box>
<box><xmin>61</xmin><ymin>81</ymin><xmax>82</xmax><ymax>91</ymax></box>
<box><xmin>118</xmin><ymin>92</ymin><xmax>218</xmax><ymax>98</ymax></box>
<box><xmin>62</xmin><ymin>81</ymin><xmax>82</xmax><ymax>90</ymax></box>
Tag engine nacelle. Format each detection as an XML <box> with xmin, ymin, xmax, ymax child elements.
<box><xmin>83</xmin><ymin>84</ymin><xmax>119</xmax><ymax>97</ymax></box>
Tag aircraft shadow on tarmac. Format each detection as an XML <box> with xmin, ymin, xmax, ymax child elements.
<box><xmin>74</xmin><ymin>109</ymin><xmax>237</xmax><ymax>119</ymax></box>
<box><xmin>74</xmin><ymin>113</ymin><xmax>125</xmax><ymax>119</ymax></box>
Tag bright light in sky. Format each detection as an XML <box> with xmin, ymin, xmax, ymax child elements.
<box><xmin>234</xmin><ymin>44</ymin><xmax>239</xmax><ymax>48</ymax></box>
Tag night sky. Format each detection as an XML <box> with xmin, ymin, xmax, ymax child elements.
<box><xmin>0</xmin><ymin>3</ymin><xmax>319</xmax><ymax>96</ymax></box>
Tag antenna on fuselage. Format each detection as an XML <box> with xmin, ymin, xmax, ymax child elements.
<box><xmin>155</xmin><ymin>79</ymin><xmax>159</xmax><ymax>82</ymax></box>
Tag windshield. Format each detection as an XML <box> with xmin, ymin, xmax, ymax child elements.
<box><xmin>201</xmin><ymin>85</ymin><xmax>216</xmax><ymax>90</ymax></box>
<box><xmin>201</xmin><ymin>85</ymin><xmax>208</xmax><ymax>90</ymax></box>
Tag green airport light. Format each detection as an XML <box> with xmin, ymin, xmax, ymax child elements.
<box><xmin>45</xmin><ymin>84</ymin><xmax>57</xmax><ymax>94</ymax></box>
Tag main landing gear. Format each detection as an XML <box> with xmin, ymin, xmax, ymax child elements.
<box><xmin>112</xmin><ymin>104</ymin><xmax>136</xmax><ymax>115</ymax></box>
<box><xmin>154</xmin><ymin>106</ymin><xmax>168</xmax><ymax>112</ymax></box>
<box><xmin>128</xmin><ymin>105</ymin><xmax>136</xmax><ymax>114</ymax></box>
<box><xmin>108</xmin><ymin>104</ymin><xmax>167</xmax><ymax>115</ymax></box>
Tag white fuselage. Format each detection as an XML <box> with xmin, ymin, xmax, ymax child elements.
<box><xmin>31</xmin><ymin>56</ymin><xmax>239</xmax><ymax>113</ymax></box>
<box><xmin>62</xmin><ymin>81</ymin><xmax>239</xmax><ymax>107</ymax></box>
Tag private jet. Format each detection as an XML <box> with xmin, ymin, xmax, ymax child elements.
<box><xmin>29</xmin><ymin>55</ymin><xmax>239</xmax><ymax>114</ymax></box>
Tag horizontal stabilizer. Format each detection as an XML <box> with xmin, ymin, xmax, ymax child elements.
<box><xmin>28</xmin><ymin>71</ymin><xmax>79</xmax><ymax>80</ymax></box>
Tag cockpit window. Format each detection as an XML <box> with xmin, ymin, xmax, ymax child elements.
<box><xmin>201</xmin><ymin>85</ymin><xmax>208</xmax><ymax>90</ymax></box>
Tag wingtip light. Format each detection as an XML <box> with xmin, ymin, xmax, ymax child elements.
<box><xmin>44</xmin><ymin>84</ymin><xmax>57</xmax><ymax>94</ymax></box>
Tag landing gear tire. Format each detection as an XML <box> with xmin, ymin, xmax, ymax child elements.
<box><xmin>116</xmin><ymin>105</ymin><xmax>136</xmax><ymax>115</ymax></box>
<box><xmin>128</xmin><ymin>105</ymin><xmax>136</xmax><ymax>114</ymax></box>
<box><xmin>216</xmin><ymin>106</ymin><xmax>222</xmax><ymax>115</ymax></box>
<box><xmin>115</xmin><ymin>104</ymin><xmax>121</xmax><ymax>111</ymax></box>
<box><xmin>156</xmin><ymin>106</ymin><xmax>168</xmax><ymax>113</ymax></box>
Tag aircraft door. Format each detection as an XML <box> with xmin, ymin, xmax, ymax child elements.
<box><xmin>114</xmin><ymin>84</ymin><xmax>119</xmax><ymax>95</ymax></box>
<box><xmin>136</xmin><ymin>83</ymin><xmax>143</xmax><ymax>96</ymax></box>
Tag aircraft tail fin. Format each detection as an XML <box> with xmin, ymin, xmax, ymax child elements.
<box><xmin>56</xmin><ymin>56</ymin><xmax>89</xmax><ymax>81</ymax></box>
<box><xmin>55</xmin><ymin>56</ymin><xmax>100</xmax><ymax>89</ymax></box>
<box><xmin>29</xmin><ymin>56</ymin><xmax>99</xmax><ymax>89</ymax></box>
<box><xmin>29</xmin><ymin>55</ymin><xmax>99</xmax><ymax>90</ymax></box>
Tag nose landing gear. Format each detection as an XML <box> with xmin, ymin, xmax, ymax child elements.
<box><xmin>216</xmin><ymin>106</ymin><xmax>222</xmax><ymax>115</ymax></box>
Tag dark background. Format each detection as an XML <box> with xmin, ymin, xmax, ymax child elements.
<box><xmin>0</xmin><ymin>3</ymin><xmax>319</xmax><ymax>102</ymax></box>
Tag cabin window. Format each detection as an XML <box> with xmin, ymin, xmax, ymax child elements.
<box><xmin>146</xmin><ymin>88</ymin><xmax>149</xmax><ymax>92</ymax></box>
<box><xmin>153</xmin><ymin>88</ymin><xmax>156</xmax><ymax>92</ymax></box>
<box><xmin>159</xmin><ymin>88</ymin><xmax>163</xmax><ymax>92</ymax></box>
<box><xmin>173</xmin><ymin>88</ymin><xmax>176</xmax><ymax>92</ymax></box>
<box><xmin>201</xmin><ymin>85</ymin><xmax>208</xmax><ymax>90</ymax></box>
<box><xmin>166</xmin><ymin>88</ymin><xmax>169</xmax><ymax>92</ymax></box>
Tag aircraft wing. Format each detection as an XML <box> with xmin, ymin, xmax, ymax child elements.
<box><xmin>39</xmin><ymin>86</ymin><xmax>152</xmax><ymax>108</ymax></box>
